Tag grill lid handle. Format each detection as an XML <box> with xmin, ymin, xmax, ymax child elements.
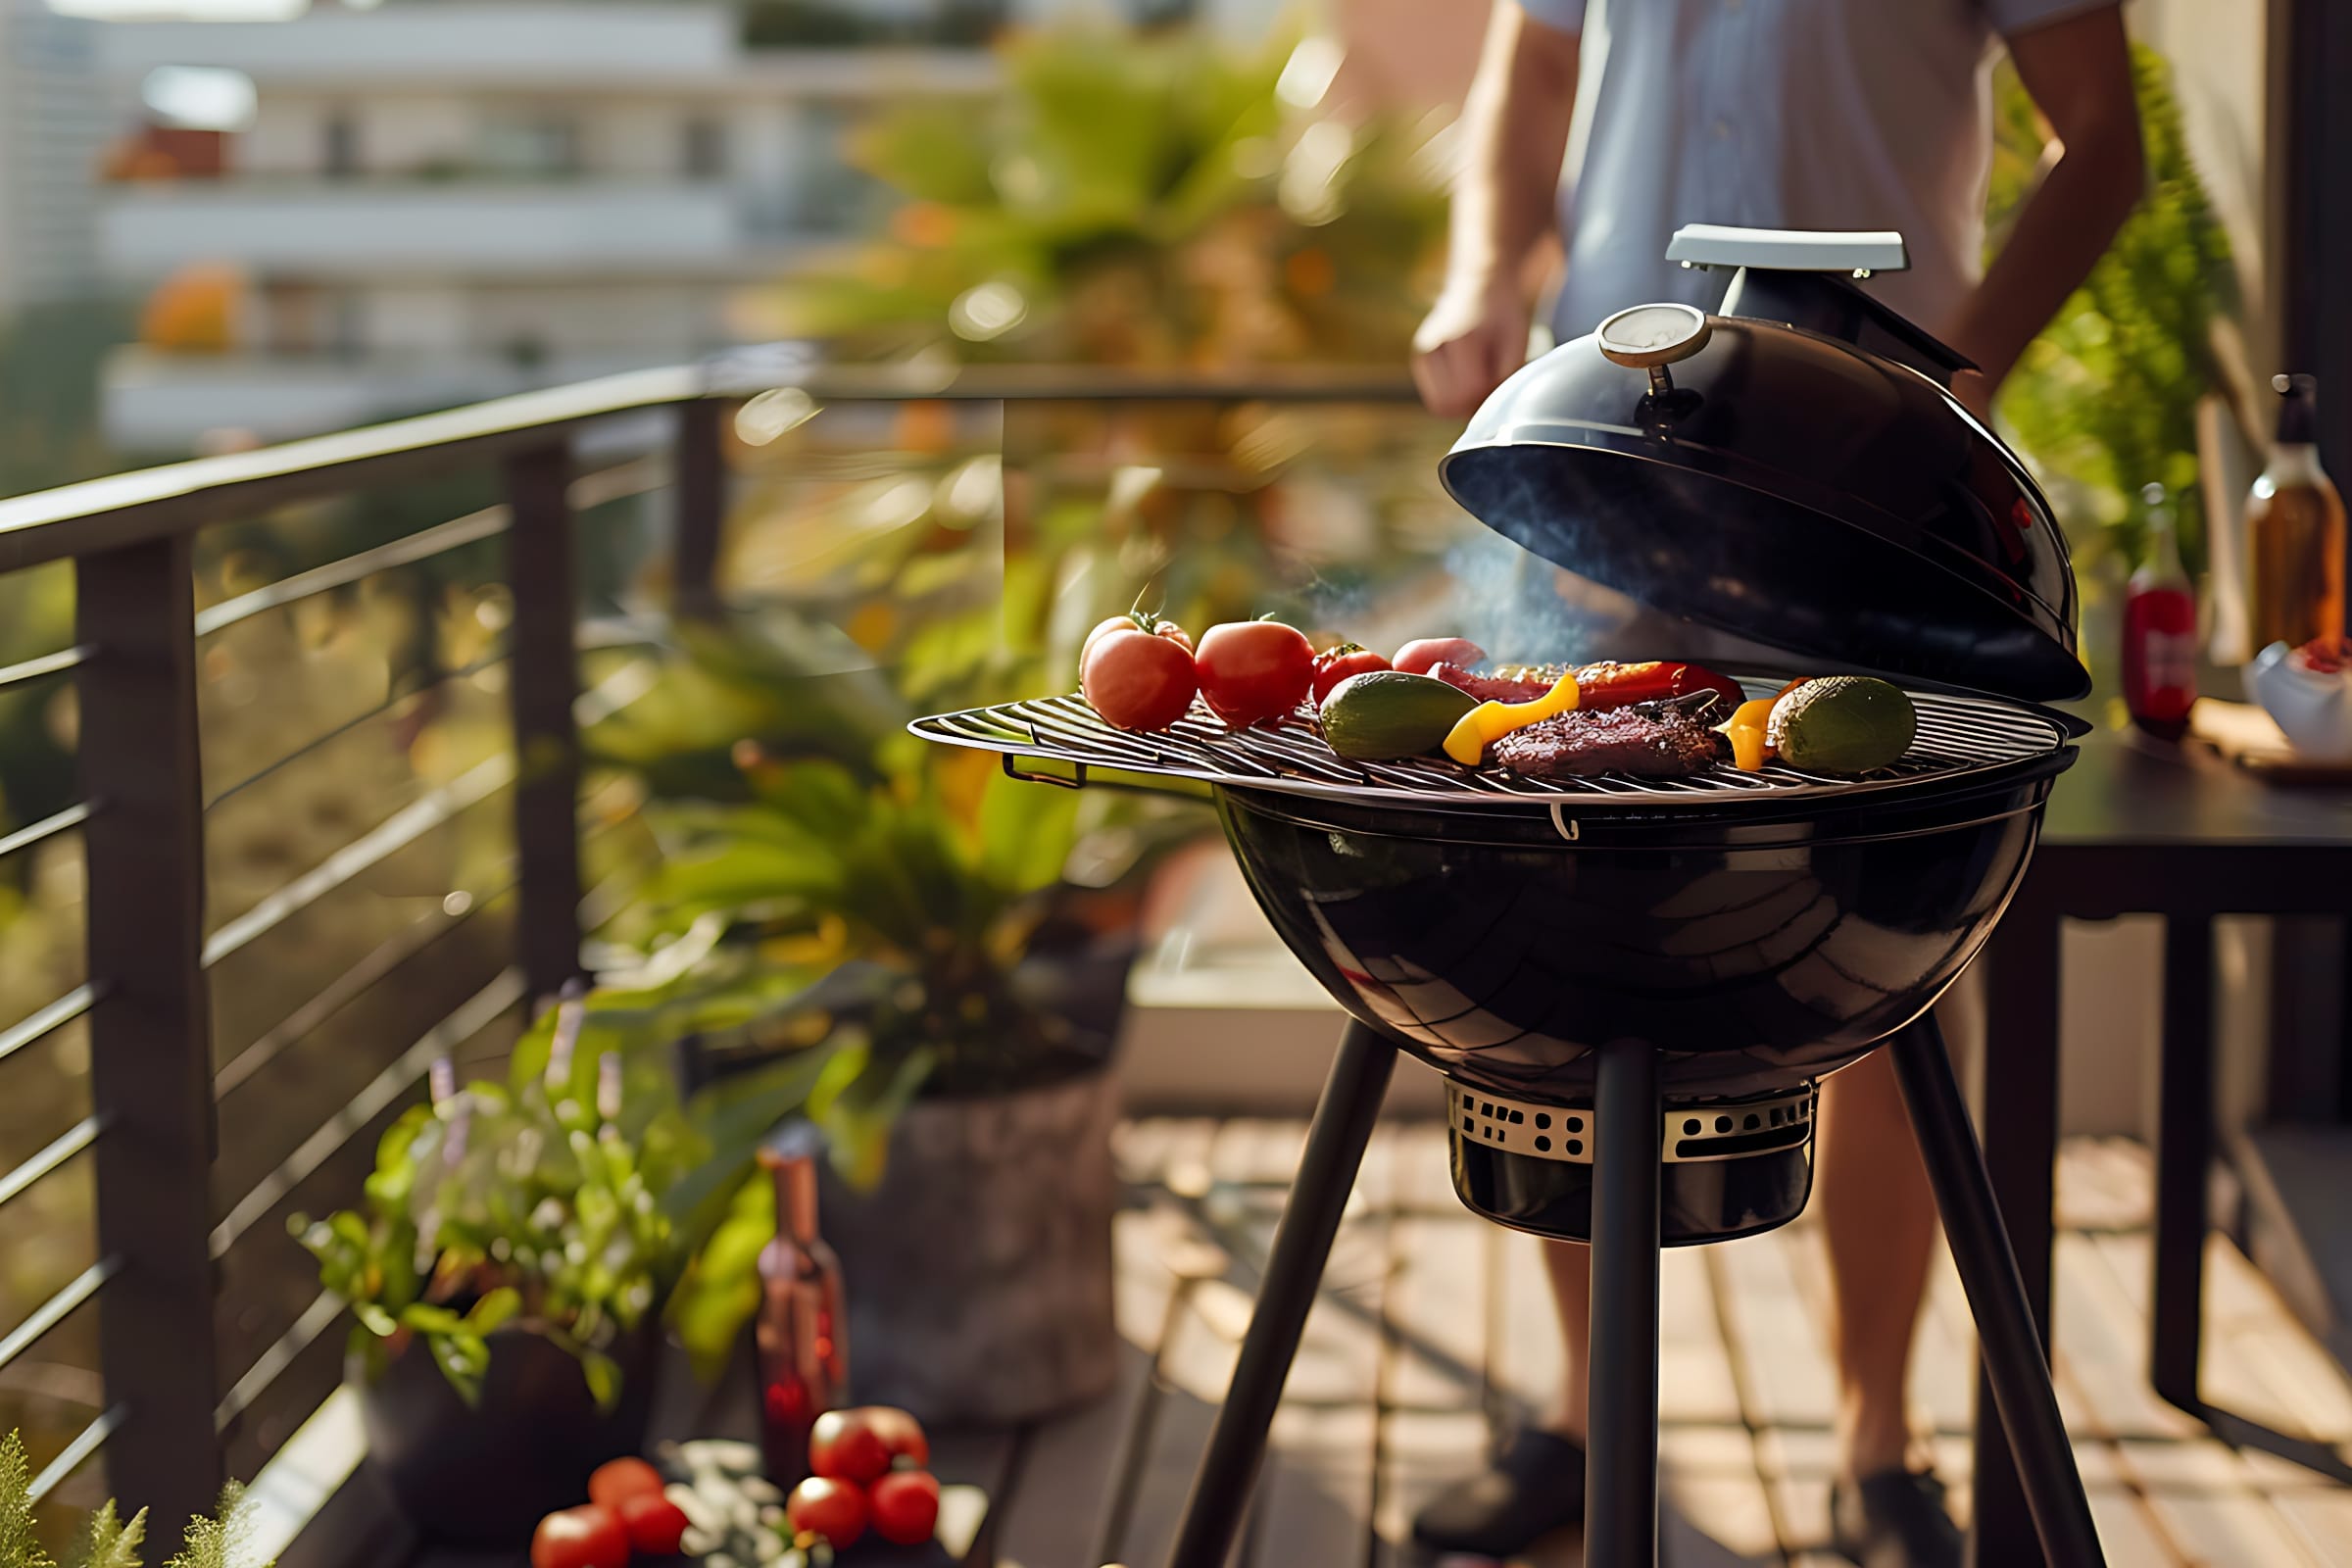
<box><xmin>1665</xmin><ymin>224</ymin><xmax>1908</xmax><ymax>277</ymax></box>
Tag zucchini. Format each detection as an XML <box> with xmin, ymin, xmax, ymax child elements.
<box><xmin>1319</xmin><ymin>670</ymin><xmax>1480</xmax><ymax>760</ymax></box>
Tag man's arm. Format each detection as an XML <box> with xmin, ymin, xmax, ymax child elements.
<box><xmin>1411</xmin><ymin>2</ymin><xmax>1580</xmax><ymax>419</ymax></box>
<box><xmin>1944</xmin><ymin>5</ymin><xmax>2144</xmax><ymax>411</ymax></box>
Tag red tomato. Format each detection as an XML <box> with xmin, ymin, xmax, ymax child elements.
<box><xmin>1081</xmin><ymin>626</ymin><xmax>1198</xmax><ymax>731</ymax></box>
<box><xmin>1083</xmin><ymin>611</ymin><xmax>1193</xmax><ymax>663</ymax></box>
<box><xmin>786</xmin><ymin>1476</ymin><xmax>867</xmax><ymax>1549</ymax></box>
<box><xmin>1393</xmin><ymin>637</ymin><xmax>1487</xmax><ymax>676</ymax></box>
<box><xmin>857</xmin><ymin>1405</ymin><xmax>931</xmax><ymax>1467</ymax></box>
<box><xmin>1195</xmin><ymin>620</ymin><xmax>1315</xmax><ymax>726</ymax></box>
<box><xmin>869</xmin><ymin>1470</ymin><xmax>942</xmax><ymax>1546</ymax></box>
<box><xmin>585</xmin><ymin>1457</ymin><xmax>663</xmax><ymax>1513</ymax></box>
<box><xmin>615</xmin><ymin>1493</ymin><xmax>689</xmax><ymax>1555</ymax></box>
<box><xmin>1310</xmin><ymin>644</ymin><xmax>1391</xmax><ymax>707</ymax></box>
<box><xmin>808</xmin><ymin>1408</ymin><xmax>893</xmax><ymax>1485</ymax></box>
<box><xmin>530</xmin><ymin>1507</ymin><xmax>628</xmax><ymax>1568</ymax></box>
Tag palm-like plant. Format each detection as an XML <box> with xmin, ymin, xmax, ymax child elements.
<box><xmin>779</xmin><ymin>25</ymin><xmax>1447</xmax><ymax>368</ymax></box>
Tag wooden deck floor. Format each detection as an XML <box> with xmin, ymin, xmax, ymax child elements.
<box><xmin>997</xmin><ymin>1119</ymin><xmax>2352</xmax><ymax>1568</ymax></box>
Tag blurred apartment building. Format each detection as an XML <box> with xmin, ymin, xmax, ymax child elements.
<box><xmin>0</xmin><ymin>0</ymin><xmax>107</xmax><ymax>310</ymax></box>
<box><xmin>90</xmin><ymin>1</ymin><xmax>1000</xmax><ymax>450</ymax></box>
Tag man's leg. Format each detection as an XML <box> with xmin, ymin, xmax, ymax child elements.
<box><xmin>1541</xmin><ymin>1238</ymin><xmax>1592</xmax><ymax>1436</ymax></box>
<box><xmin>1819</xmin><ymin>1046</ymin><xmax>1939</xmax><ymax>1475</ymax></box>
<box><xmin>1821</xmin><ymin>974</ymin><xmax>1982</xmax><ymax>1566</ymax></box>
<box><xmin>1410</xmin><ymin>1238</ymin><xmax>1593</xmax><ymax>1553</ymax></box>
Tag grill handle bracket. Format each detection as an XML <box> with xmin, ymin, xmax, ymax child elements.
<box><xmin>1548</xmin><ymin>804</ymin><xmax>1582</xmax><ymax>842</ymax></box>
<box><xmin>1003</xmin><ymin>754</ymin><xmax>1088</xmax><ymax>790</ymax></box>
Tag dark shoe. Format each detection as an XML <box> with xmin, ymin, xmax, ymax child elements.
<box><xmin>1829</xmin><ymin>1468</ymin><xmax>1963</xmax><ymax>1568</ymax></box>
<box><xmin>1410</xmin><ymin>1428</ymin><xmax>1587</xmax><ymax>1557</ymax></box>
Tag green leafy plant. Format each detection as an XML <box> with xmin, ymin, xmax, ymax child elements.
<box><xmin>0</xmin><ymin>1429</ymin><xmax>260</xmax><ymax>1568</ymax></box>
<box><xmin>1988</xmin><ymin>43</ymin><xmax>2236</xmax><ymax>574</ymax></box>
<box><xmin>593</xmin><ymin>613</ymin><xmax>1189</xmax><ymax>1168</ymax></box>
<box><xmin>291</xmin><ymin>991</ymin><xmax>715</xmax><ymax>1408</ymax></box>
<box><xmin>779</xmin><ymin>24</ymin><xmax>1447</xmax><ymax>368</ymax></box>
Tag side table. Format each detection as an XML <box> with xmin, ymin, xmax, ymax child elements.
<box><xmin>1973</xmin><ymin>726</ymin><xmax>2352</xmax><ymax>1567</ymax></box>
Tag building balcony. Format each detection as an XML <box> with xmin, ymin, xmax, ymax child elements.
<box><xmin>99</xmin><ymin>181</ymin><xmax>792</xmax><ymax>280</ymax></box>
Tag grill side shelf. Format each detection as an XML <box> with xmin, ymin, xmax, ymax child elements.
<box><xmin>909</xmin><ymin>688</ymin><xmax>2070</xmax><ymax>814</ymax></box>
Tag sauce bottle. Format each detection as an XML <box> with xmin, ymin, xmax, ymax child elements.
<box><xmin>2123</xmin><ymin>483</ymin><xmax>2198</xmax><ymax>740</ymax></box>
<box><xmin>755</xmin><ymin>1125</ymin><xmax>848</xmax><ymax>1485</ymax></box>
<box><xmin>2246</xmin><ymin>373</ymin><xmax>2346</xmax><ymax>651</ymax></box>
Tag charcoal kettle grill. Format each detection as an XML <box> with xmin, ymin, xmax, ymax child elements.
<box><xmin>913</xmin><ymin>227</ymin><xmax>2107</xmax><ymax>1567</ymax></box>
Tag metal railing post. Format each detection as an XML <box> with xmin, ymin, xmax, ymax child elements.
<box><xmin>671</xmin><ymin>398</ymin><xmax>724</xmax><ymax>620</ymax></box>
<box><xmin>77</xmin><ymin>534</ymin><xmax>223</xmax><ymax>1537</ymax></box>
<box><xmin>504</xmin><ymin>442</ymin><xmax>586</xmax><ymax>999</ymax></box>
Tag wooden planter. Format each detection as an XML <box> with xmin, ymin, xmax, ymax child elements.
<box><xmin>356</xmin><ymin>1321</ymin><xmax>658</xmax><ymax>1543</ymax></box>
<box><xmin>820</xmin><ymin>1064</ymin><xmax>1121</xmax><ymax>1426</ymax></box>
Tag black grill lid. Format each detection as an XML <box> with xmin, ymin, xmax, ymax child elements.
<box><xmin>1439</xmin><ymin>226</ymin><xmax>2088</xmax><ymax>702</ymax></box>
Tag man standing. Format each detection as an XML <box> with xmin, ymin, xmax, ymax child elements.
<box><xmin>1409</xmin><ymin>3</ymin><xmax>2142</xmax><ymax>1565</ymax></box>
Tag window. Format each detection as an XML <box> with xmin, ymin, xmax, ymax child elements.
<box><xmin>683</xmin><ymin>117</ymin><xmax>726</xmax><ymax>179</ymax></box>
<box><xmin>323</xmin><ymin>111</ymin><xmax>359</xmax><ymax>176</ymax></box>
<box><xmin>478</xmin><ymin>113</ymin><xmax>580</xmax><ymax>177</ymax></box>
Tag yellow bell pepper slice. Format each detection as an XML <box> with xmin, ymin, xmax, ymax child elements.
<box><xmin>1442</xmin><ymin>671</ymin><xmax>1582</xmax><ymax>764</ymax></box>
<box><xmin>1719</xmin><ymin>697</ymin><xmax>1776</xmax><ymax>770</ymax></box>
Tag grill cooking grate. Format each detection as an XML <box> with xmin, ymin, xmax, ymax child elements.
<box><xmin>911</xmin><ymin>679</ymin><xmax>2073</xmax><ymax>813</ymax></box>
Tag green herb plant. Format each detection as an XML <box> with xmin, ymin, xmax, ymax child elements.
<box><xmin>291</xmin><ymin>990</ymin><xmax>713</xmax><ymax>1408</ymax></box>
<box><xmin>0</xmin><ymin>1429</ymin><xmax>263</xmax><ymax>1568</ymax></box>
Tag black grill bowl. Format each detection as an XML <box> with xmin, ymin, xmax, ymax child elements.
<box><xmin>1213</xmin><ymin>759</ymin><xmax>2066</xmax><ymax>1105</ymax></box>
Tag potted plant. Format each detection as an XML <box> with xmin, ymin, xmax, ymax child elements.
<box><xmin>292</xmin><ymin>992</ymin><xmax>717</xmax><ymax>1543</ymax></box>
<box><xmin>588</xmin><ymin>612</ymin><xmax>1198</xmax><ymax>1425</ymax></box>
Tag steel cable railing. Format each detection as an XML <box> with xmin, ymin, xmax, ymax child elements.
<box><xmin>0</xmin><ymin>369</ymin><xmax>1423</xmax><ymax>1533</ymax></box>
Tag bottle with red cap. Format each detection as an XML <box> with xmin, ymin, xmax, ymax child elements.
<box><xmin>754</xmin><ymin>1123</ymin><xmax>849</xmax><ymax>1485</ymax></box>
<box><xmin>2122</xmin><ymin>482</ymin><xmax>2199</xmax><ymax>740</ymax></box>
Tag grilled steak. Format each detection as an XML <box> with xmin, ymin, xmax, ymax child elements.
<box><xmin>1487</xmin><ymin>704</ymin><xmax>1729</xmax><ymax>777</ymax></box>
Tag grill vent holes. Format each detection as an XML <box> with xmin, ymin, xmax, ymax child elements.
<box><xmin>1451</xmin><ymin>1085</ymin><xmax>1814</xmax><ymax>1167</ymax></box>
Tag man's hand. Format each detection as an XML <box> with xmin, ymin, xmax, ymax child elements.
<box><xmin>1413</xmin><ymin>2</ymin><xmax>1578</xmax><ymax>420</ymax></box>
<box><xmin>1413</xmin><ymin>277</ymin><xmax>1534</xmax><ymax>420</ymax></box>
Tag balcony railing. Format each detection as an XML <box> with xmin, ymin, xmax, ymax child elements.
<box><xmin>0</xmin><ymin>358</ymin><xmax>1422</xmax><ymax>1545</ymax></box>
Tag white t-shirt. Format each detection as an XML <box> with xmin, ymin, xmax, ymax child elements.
<box><xmin>1517</xmin><ymin>0</ymin><xmax>2117</xmax><ymax>343</ymax></box>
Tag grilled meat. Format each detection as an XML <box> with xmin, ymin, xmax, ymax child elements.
<box><xmin>1487</xmin><ymin>703</ymin><xmax>1729</xmax><ymax>777</ymax></box>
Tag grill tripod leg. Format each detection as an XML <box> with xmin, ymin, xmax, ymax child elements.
<box><xmin>1586</xmin><ymin>1040</ymin><xmax>1663</xmax><ymax>1568</ymax></box>
<box><xmin>1161</xmin><ymin>1019</ymin><xmax>1395</xmax><ymax>1568</ymax></box>
<box><xmin>1887</xmin><ymin>1014</ymin><xmax>2105</xmax><ymax>1568</ymax></box>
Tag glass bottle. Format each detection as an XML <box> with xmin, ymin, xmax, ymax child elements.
<box><xmin>755</xmin><ymin>1125</ymin><xmax>848</xmax><ymax>1486</ymax></box>
<box><xmin>2246</xmin><ymin>373</ymin><xmax>2346</xmax><ymax>651</ymax></box>
<box><xmin>2123</xmin><ymin>483</ymin><xmax>2198</xmax><ymax>740</ymax></box>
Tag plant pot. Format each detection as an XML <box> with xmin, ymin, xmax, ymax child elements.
<box><xmin>819</xmin><ymin>1063</ymin><xmax>1121</xmax><ymax>1426</ymax></box>
<box><xmin>357</xmin><ymin>1321</ymin><xmax>658</xmax><ymax>1544</ymax></box>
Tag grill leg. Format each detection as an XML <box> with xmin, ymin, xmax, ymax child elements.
<box><xmin>1586</xmin><ymin>1039</ymin><xmax>1662</xmax><ymax>1568</ymax></box>
<box><xmin>1887</xmin><ymin>1014</ymin><xmax>2105</xmax><ymax>1568</ymax></box>
<box><xmin>1162</xmin><ymin>1018</ymin><xmax>1394</xmax><ymax>1568</ymax></box>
